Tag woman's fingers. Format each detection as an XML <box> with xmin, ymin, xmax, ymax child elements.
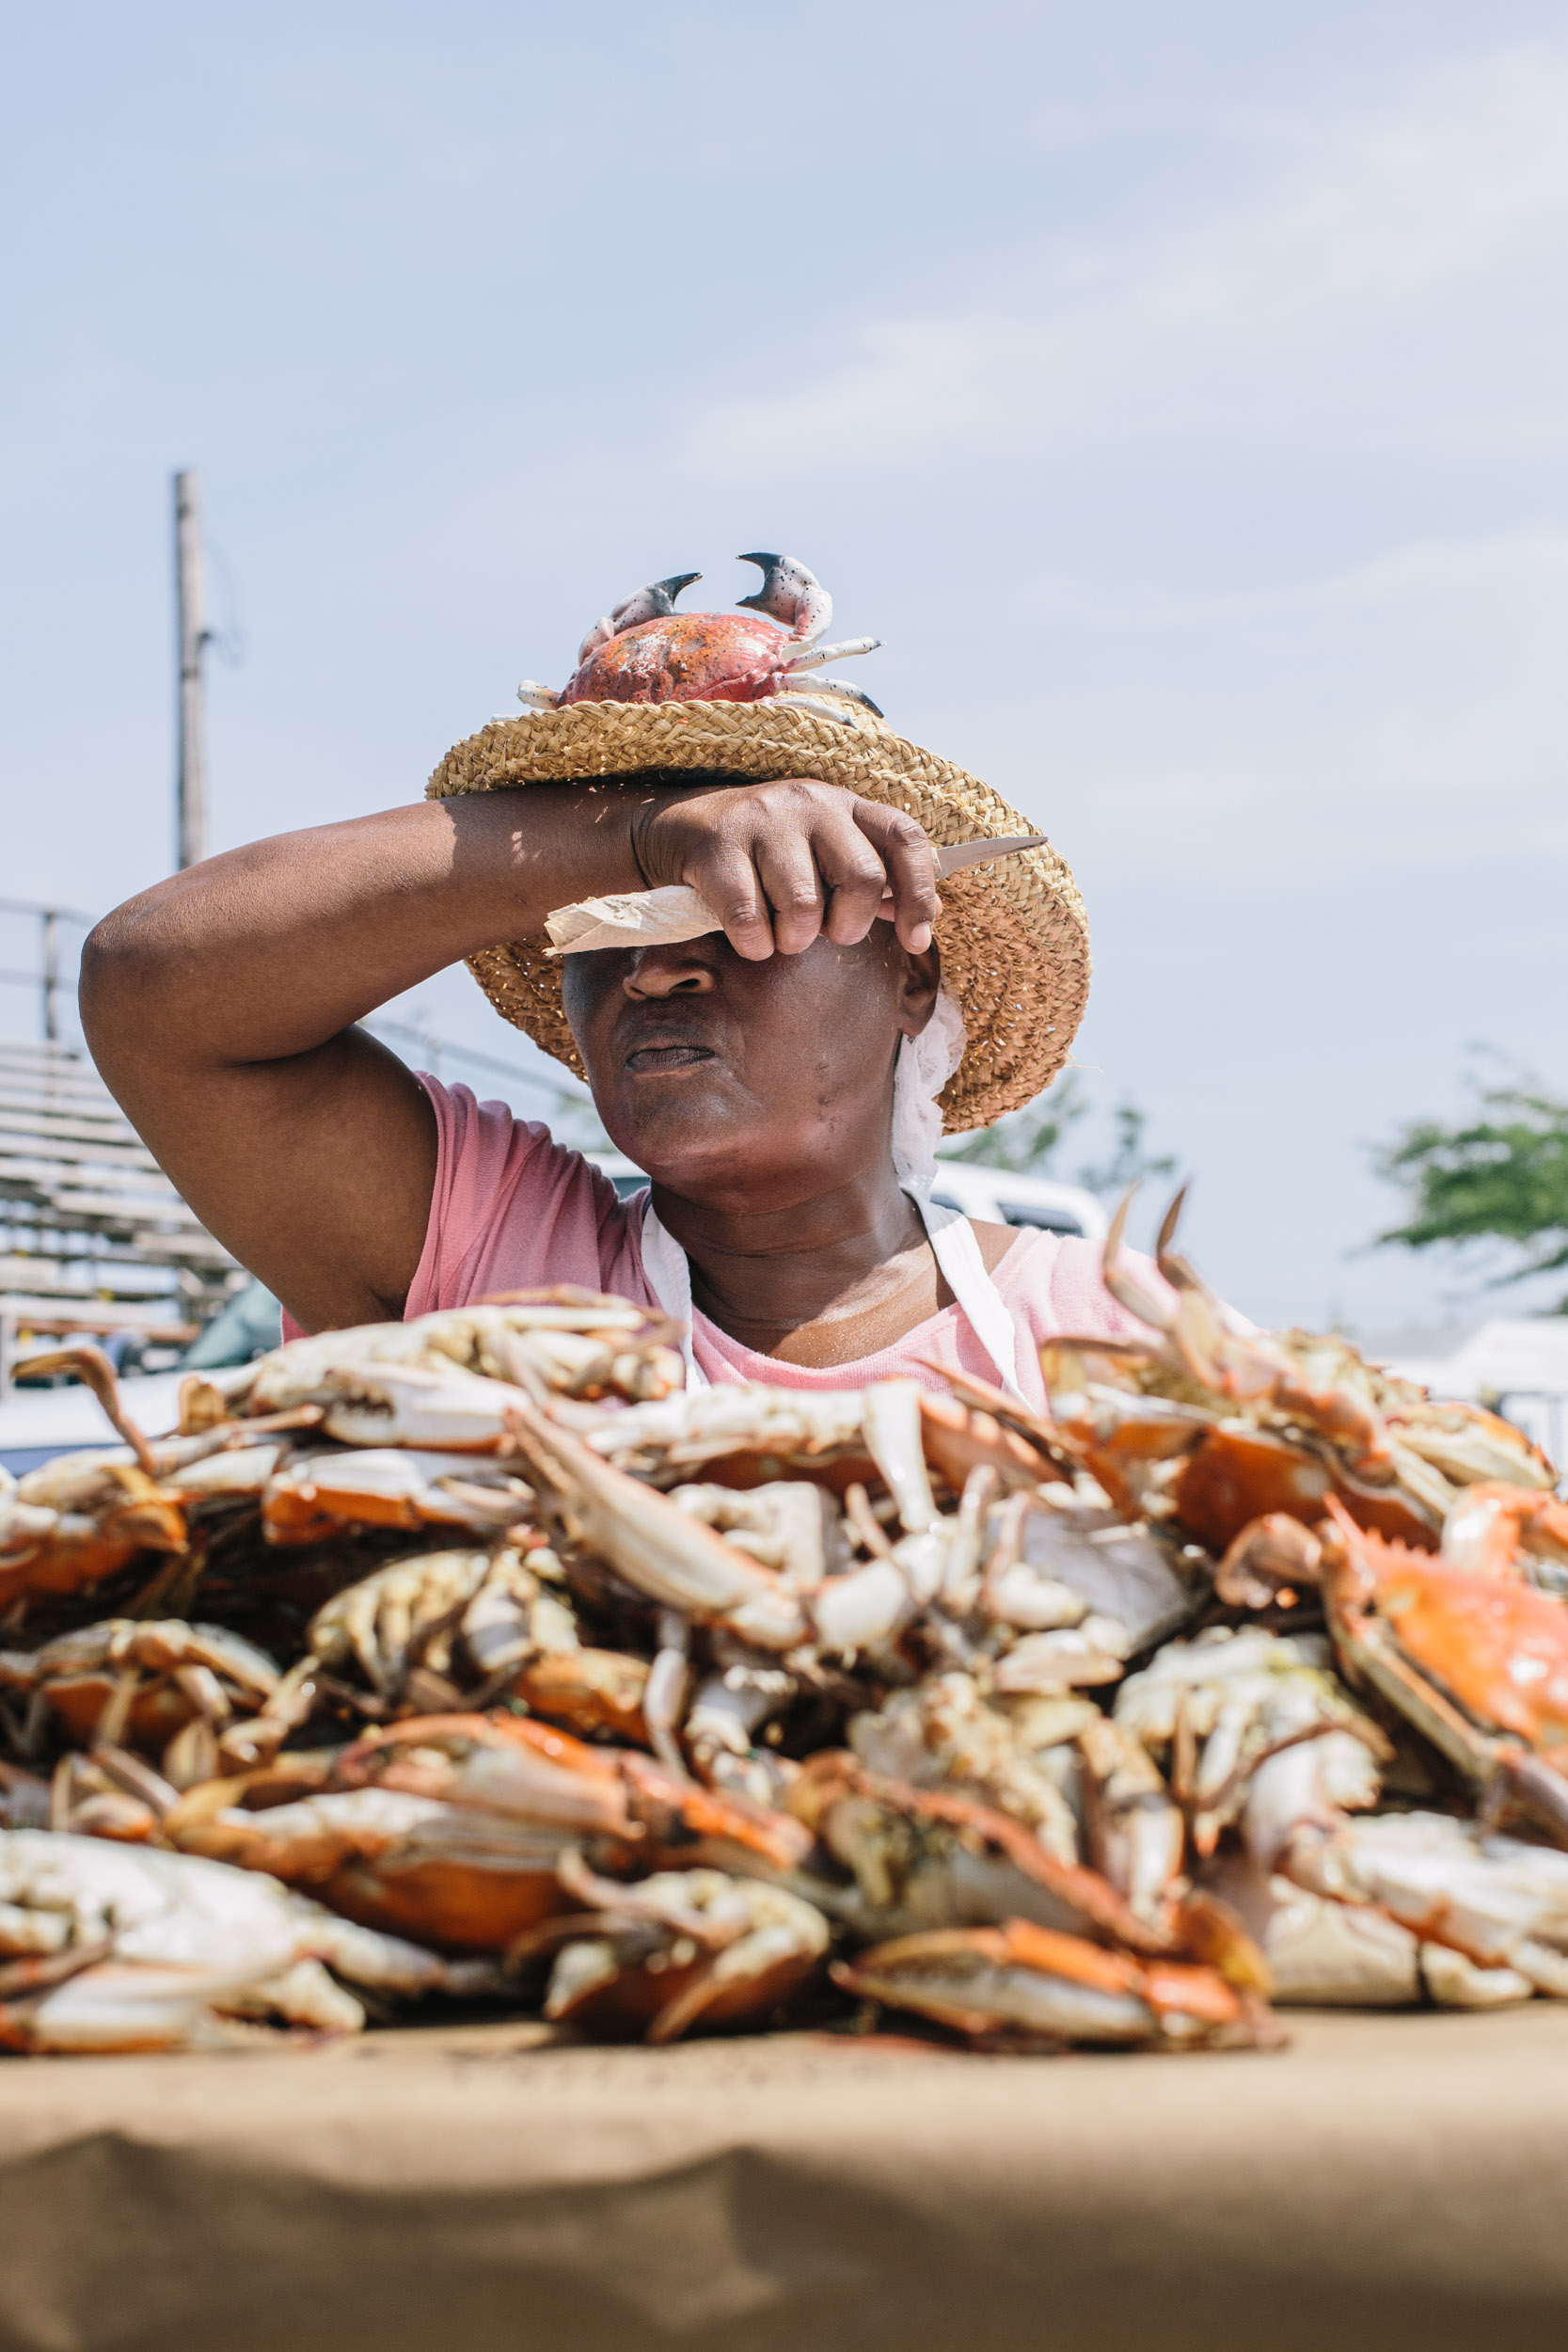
<box><xmin>753</xmin><ymin>831</ymin><xmax>827</xmax><ymax>956</ymax></box>
<box><xmin>644</xmin><ymin>778</ymin><xmax>941</xmax><ymax>960</ymax></box>
<box><xmin>695</xmin><ymin>843</ymin><xmax>778</xmax><ymax>961</ymax></box>
<box><xmin>817</xmin><ymin>820</ymin><xmax>895</xmax><ymax>945</ymax></box>
<box><xmin>852</xmin><ymin>803</ymin><xmax>940</xmax><ymax>953</ymax></box>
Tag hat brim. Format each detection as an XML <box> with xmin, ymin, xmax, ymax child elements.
<box><xmin>425</xmin><ymin>700</ymin><xmax>1089</xmax><ymax>1134</ymax></box>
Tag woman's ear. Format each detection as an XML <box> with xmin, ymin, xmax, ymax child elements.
<box><xmin>895</xmin><ymin>942</ymin><xmax>942</xmax><ymax>1041</ymax></box>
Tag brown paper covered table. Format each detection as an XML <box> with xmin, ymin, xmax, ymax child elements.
<box><xmin>2</xmin><ymin>2006</ymin><xmax>1566</xmax><ymax>2352</ymax></box>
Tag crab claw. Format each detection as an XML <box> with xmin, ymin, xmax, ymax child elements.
<box><xmin>611</xmin><ymin>572</ymin><xmax>702</xmax><ymax>629</ymax></box>
<box><xmin>736</xmin><ymin>553</ymin><xmax>832</xmax><ymax>649</ymax></box>
<box><xmin>577</xmin><ymin>575</ymin><xmax>704</xmax><ymax>665</ymax></box>
<box><xmin>516</xmin><ymin>681</ymin><xmax>562</xmax><ymax>709</ymax></box>
<box><xmin>1101</xmin><ymin>1189</ymin><xmax>1177</xmax><ymax>1334</ymax></box>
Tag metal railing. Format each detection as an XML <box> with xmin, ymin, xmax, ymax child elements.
<box><xmin>0</xmin><ymin>900</ymin><xmax>94</xmax><ymax>1044</ymax></box>
<box><xmin>0</xmin><ymin>900</ymin><xmax>585</xmax><ymax>1113</ymax></box>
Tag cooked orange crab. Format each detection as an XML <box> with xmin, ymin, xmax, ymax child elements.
<box><xmin>833</xmin><ymin>1917</ymin><xmax>1275</xmax><ymax>2051</ymax></box>
<box><xmin>1045</xmin><ymin>1188</ymin><xmax>1552</xmax><ymax>1557</ymax></box>
<box><xmin>1314</xmin><ymin>1500</ymin><xmax>1568</xmax><ymax>1844</ymax></box>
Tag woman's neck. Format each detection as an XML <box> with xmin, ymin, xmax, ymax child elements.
<box><xmin>649</xmin><ymin>1165</ymin><xmax>935</xmax><ymax>1362</ymax></box>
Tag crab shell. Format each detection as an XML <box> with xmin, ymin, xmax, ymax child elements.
<box><xmin>832</xmin><ymin>1918</ymin><xmax>1265</xmax><ymax>2049</ymax></box>
<box><xmin>1325</xmin><ymin>1502</ymin><xmax>1568</xmax><ymax>1760</ymax></box>
<box><xmin>1320</xmin><ymin>1502</ymin><xmax>1568</xmax><ymax>1848</ymax></box>
<box><xmin>562</xmin><ymin>611</ymin><xmax>807</xmax><ymax>707</ymax></box>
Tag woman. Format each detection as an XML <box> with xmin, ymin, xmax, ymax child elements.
<box><xmin>80</xmin><ymin>564</ymin><xmax>1150</xmax><ymax>1401</ymax></box>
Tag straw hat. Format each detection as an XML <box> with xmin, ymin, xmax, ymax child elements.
<box><xmin>426</xmin><ymin>699</ymin><xmax>1088</xmax><ymax>1134</ymax></box>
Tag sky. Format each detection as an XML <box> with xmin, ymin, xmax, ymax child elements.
<box><xmin>4</xmin><ymin>1</ymin><xmax>1567</xmax><ymax>1333</ymax></box>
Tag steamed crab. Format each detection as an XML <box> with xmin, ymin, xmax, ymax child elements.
<box><xmin>167</xmin><ymin>1710</ymin><xmax>809</xmax><ymax>1951</ymax></box>
<box><xmin>843</xmin><ymin>1666</ymin><xmax>1185</xmax><ymax>1929</ymax></box>
<box><xmin>0</xmin><ymin>1832</ymin><xmax>498</xmax><ymax>2051</ymax></box>
<box><xmin>0</xmin><ymin>1617</ymin><xmax>288</xmax><ymax>1791</ymax></box>
<box><xmin>784</xmin><ymin>1750</ymin><xmax>1183</xmax><ymax>1956</ymax></box>
<box><xmin>304</xmin><ymin>1544</ymin><xmax>568</xmax><ymax>1708</ymax></box>
<box><xmin>260</xmin><ymin>1449</ymin><xmax>537</xmax><ymax>1546</ymax></box>
<box><xmin>1114</xmin><ymin>1625</ymin><xmax>1388</xmax><ymax>1861</ymax></box>
<box><xmin>232</xmin><ymin>1291</ymin><xmax>686</xmax><ymax>1419</ymax></box>
<box><xmin>578</xmin><ymin>1375</ymin><xmax>1057</xmax><ymax>1496</ymax></box>
<box><xmin>516</xmin><ymin>554</ymin><xmax>882</xmax><ymax>725</ymax></box>
<box><xmin>1209</xmin><ymin>1502</ymin><xmax>1568</xmax><ymax>1845</ymax></box>
<box><xmin>834</xmin><ymin>1917</ymin><xmax>1274</xmax><ymax>2052</ymax></box>
<box><xmin>509</xmin><ymin>1853</ymin><xmax>831</xmax><ymax>2042</ymax></box>
<box><xmin>1318</xmin><ymin>1500</ymin><xmax>1568</xmax><ymax>1843</ymax></box>
<box><xmin>1116</xmin><ymin>1619</ymin><xmax>1568</xmax><ymax>2008</ymax></box>
<box><xmin>0</xmin><ymin>1452</ymin><xmax>186</xmax><ymax>1610</ymax></box>
<box><xmin>1045</xmin><ymin>1188</ymin><xmax>1555</xmax><ymax>1556</ymax></box>
<box><xmin>299</xmin><ymin>1541</ymin><xmax>651</xmax><ymax>1740</ymax></box>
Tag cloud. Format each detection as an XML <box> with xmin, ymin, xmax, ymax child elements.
<box><xmin>953</xmin><ymin>521</ymin><xmax>1568</xmax><ymax>883</ymax></box>
<box><xmin>692</xmin><ymin>42</ymin><xmax>1568</xmax><ymax>469</ymax></box>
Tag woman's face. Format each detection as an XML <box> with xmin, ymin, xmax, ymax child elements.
<box><xmin>562</xmin><ymin>926</ymin><xmax>940</xmax><ymax>1211</ymax></box>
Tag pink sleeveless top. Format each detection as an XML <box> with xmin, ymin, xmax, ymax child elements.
<box><xmin>327</xmin><ymin>1078</ymin><xmax>1159</xmax><ymax>1412</ymax></box>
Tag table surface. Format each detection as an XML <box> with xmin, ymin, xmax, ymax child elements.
<box><xmin>2</xmin><ymin>2004</ymin><xmax>1566</xmax><ymax>2352</ymax></box>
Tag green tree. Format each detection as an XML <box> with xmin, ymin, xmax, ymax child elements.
<box><xmin>1376</xmin><ymin>1069</ymin><xmax>1568</xmax><ymax>1306</ymax></box>
<box><xmin>942</xmin><ymin>1072</ymin><xmax>1091</xmax><ymax>1177</ymax></box>
<box><xmin>1074</xmin><ymin>1101</ymin><xmax>1179</xmax><ymax>1202</ymax></box>
<box><xmin>943</xmin><ymin>1075</ymin><xmax>1177</xmax><ymax>1200</ymax></box>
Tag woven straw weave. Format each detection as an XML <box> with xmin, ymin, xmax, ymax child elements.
<box><xmin>425</xmin><ymin>700</ymin><xmax>1089</xmax><ymax>1134</ymax></box>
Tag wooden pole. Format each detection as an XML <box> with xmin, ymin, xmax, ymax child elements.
<box><xmin>174</xmin><ymin>469</ymin><xmax>209</xmax><ymax>870</ymax></box>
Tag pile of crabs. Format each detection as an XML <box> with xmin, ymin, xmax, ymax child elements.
<box><xmin>3</xmin><ymin>1193</ymin><xmax>1568</xmax><ymax>2058</ymax></box>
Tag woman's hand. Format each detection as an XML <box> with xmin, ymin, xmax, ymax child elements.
<box><xmin>631</xmin><ymin>778</ymin><xmax>941</xmax><ymax>961</ymax></box>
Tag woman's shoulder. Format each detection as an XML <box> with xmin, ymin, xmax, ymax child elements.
<box><xmin>421</xmin><ymin>1076</ymin><xmax>617</xmax><ymax>1200</ymax></box>
<box><xmin>992</xmin><ymin>1225</ymin><xmax>1166</xmax><ymax>1343</ymax></box>
<box><xmin>409</xmin><ymin>1078</ymin><xmax>639</xmax><ymax>1312</ymax></box>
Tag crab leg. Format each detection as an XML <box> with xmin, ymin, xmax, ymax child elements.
<box><xmin>503</xmin><ymin>1400</ymin><xmax>809</xmax><ymax>1648</ymax></box>
<box><xmin>20</xmin><ymin>1347</ymin><xmax>158</xmax><ymax>1474</ymax></box>
<box><xmin>768</xmin><ymin>693</ymin><xmax>859</xmax><ymax>727</ymax></box>
<box><xmin>777</xmin><ymin>676</ymin><xmax>883</xmax><ymax>717</ymax></box>
<box><xmin>644</xmin><ymin>1609</ymin><xmax>693</xmax><ymax>1776</ymax></box>
<box><xmin>784</xmin><ymin>638</ymin><xmax>881</xmax><ymax>670</ymax></box>
<box><xmin>862</xmin><ymin>1380</ymin><xmax>939</xmax><ymax>1534</ymax></box>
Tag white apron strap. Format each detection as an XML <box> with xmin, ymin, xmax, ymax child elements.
<box><xmin>639</xmin><ymin>1200</ymin><xmax>710</xmax><ymax>1389</ymax></box>
<box><xmin>909</xmin><ymin>1190</ymin><xmax>1027</xmax><ymax>1405</ymax></box>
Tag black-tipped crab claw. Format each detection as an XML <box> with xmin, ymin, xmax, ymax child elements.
<box><xmin>574</xmin><ymin>571</ymin><xmax>704</xmax><ymax>669</ymax></box>
<box><xmin>611</xmin><ymin>572</ymin><xmax>703</xmax><ymax>628</ymax></box>
<box><xmin>736</xmin><ymin>552</ymin><xmax>833</xmax><ymax>648</ymax></box>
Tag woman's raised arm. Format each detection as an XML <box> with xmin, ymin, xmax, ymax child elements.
<box><xmin>80</xmin><ymin>777</ymin><xmax>940</xmax><ymax>1333</ymax></box>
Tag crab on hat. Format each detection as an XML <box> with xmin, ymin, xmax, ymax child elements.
<box><xmin>425</xmin><ymin>555</ymin><xmax>1089</xmax><ymax>1134</ymax></box>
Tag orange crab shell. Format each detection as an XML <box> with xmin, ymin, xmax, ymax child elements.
<box><xmin>0</xmin><ymin>1470</ymin><xmax>187</xmax><ymax>1609</ymax></box>
<box><xmin>1328</xmin><ymin>1507</ymin><xmax>1568</xmax><ymax>1756</ymax></box>
<box><xmin>317</xmin><ymin>1851</ymin><xmax>568</xmax><ymax>1952</ymax></box>
<box><xmin>1170</xmin><ymin>1424</ymin><xmax>1438</xmax><ymax>1555</ymax></box>
<box><xmin>512</xmin><ymin>1647</ymin><xmax>652</xmax><ymax>1746</ymax></box>
<box><xmin>562</xmin><ymin>612</ymin><xmax>796</xmax><ymax>706</ymax></box>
